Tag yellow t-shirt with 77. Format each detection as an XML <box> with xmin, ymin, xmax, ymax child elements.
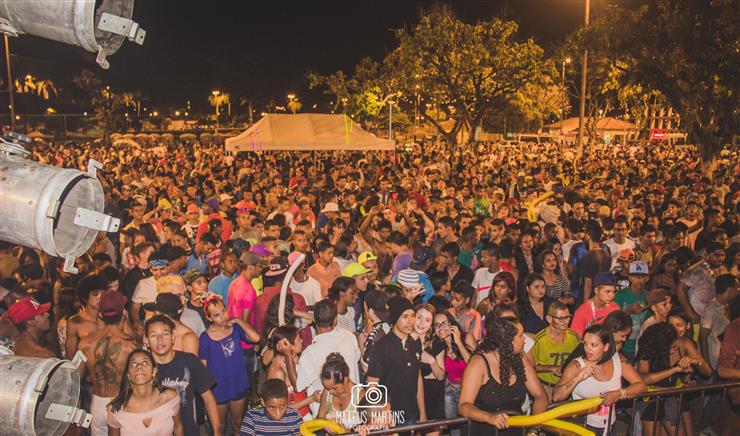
<box><xmin>533</xmin><ymin>328</ymin><xmax>581</xmax><ymax>385</ymax></box>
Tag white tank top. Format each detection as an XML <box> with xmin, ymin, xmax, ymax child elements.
<box><xmin>572</xmin><ymin>353</ymin><xmax>622</xmax><ymax>429</ymax></box>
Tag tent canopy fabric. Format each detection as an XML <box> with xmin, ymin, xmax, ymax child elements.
<box><xmin>225</xmin><ymin>113</ymin><xmax>395</xmax><ymax>153</ymax></box>
<box><xmin>543</xmin><ymin>117</ymin><xmax>638</xmax><ymax>133</ymax></box>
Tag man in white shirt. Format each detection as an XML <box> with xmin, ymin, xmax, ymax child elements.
<box><xmin>288</xmin><ymin>251</ymin><xmax>323</xmax><ymax>306</ymax></box>
<box><xmin>130</xmin><ymin>252</ymin><xmax>171</xmax><ymax>336</ymax></box>
<box><xmin>604</xmin><ymin>216</ymin><xmax>635</xmax><ymax>269</ymax></box>
<box><xmin>472</xmin><ymin>244</ymin><xmax>502</xmax><ymax>305</ymax></box>
<box><xmin>295</xmin><ymin>300</ymin><xmax>360</xmax><ymax>416</ymax></box>
<box><xmin>700</xmin><ymin>274</ymin><xmax>737</xmax><ymax>369</ymax></box>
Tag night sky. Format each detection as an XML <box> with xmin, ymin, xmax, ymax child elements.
<box><xmin>6</xmin><ymin>0</ymin><xmax>637</xmax><ymax>114</ymax></box>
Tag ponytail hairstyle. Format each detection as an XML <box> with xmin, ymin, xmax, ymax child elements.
<box><xmin>202</xmin><ymin>292</ymin><xmax>224</xmax><ymax>316</ymax></box>
<box><xmin>477</xmin><ymin>317</ymin><xmax>525</xmax><ymax>387</ymax></box>
<box><xmin>568</xmin><ymin>324</ymin><xmax>616</xmax><ymax>366</ymax></box>
<box><xmin>321</xmin><ymin>352</ymin><xmax>349</xmax><ymax>385</ymax></box>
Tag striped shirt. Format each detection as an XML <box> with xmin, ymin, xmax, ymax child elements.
<box><xmin>240</xmin><ymin>407</ymin><xmax>302</xmax><ymax>436</ymax></box>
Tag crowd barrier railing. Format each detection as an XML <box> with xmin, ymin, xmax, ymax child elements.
<box><xmin>337</xmin><ymin>381</ymin><xmax>739</xmax><ymax>436</ymax></box>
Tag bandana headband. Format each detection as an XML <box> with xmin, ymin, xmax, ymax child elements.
<box><xmin>149</xmin><ymin>259</ymin><xmax>169</xmax><ymax>268</ymax></box>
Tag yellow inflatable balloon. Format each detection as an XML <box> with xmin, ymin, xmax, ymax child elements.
<box><xmin>299</xmin><ymin>419</ymin><xmax>347</xmax><ymax>436</ymax></box>
<box><xmin>541</xmin><ymin>418</ymin><xmax>595</xmax><ymax>436</ymax></box>
<box><xmin>507</xmin><ymin>397</ymin><xmax>603</xmax><ymax>436</ymax></box>
<box><xmin>526</xmin><ymin>191</ymin><xmax>554</xmax><ymax>222</ymax></box>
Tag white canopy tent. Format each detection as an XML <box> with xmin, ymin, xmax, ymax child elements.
<box><xmin>225</xmin><ymin>113</ymin><xmax>394</xmax><ymax>153</ymax></box>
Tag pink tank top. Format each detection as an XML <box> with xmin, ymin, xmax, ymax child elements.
<box><xmin>445</xmin><ymin>355</ymin><xmax>467</xmax><ymax>385</ymax></box>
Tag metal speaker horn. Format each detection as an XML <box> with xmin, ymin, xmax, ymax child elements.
<box><xmin>0</xmin><ymin>0</ymin><xmax>145</xmax><ymax>68</ymax></box>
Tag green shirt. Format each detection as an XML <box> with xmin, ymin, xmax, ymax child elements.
<box><xmin>615</xmin><ymin>287</ymin><xmax>649</xmax><ymax>355</ymax></box>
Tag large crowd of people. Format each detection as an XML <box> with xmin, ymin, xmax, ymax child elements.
<box><xmin>0</xmin><ymin>137</ymin><xmax>738</xmax><ymax>436</ymax></box>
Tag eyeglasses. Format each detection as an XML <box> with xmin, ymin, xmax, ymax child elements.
<box><xmin>129</xmin><ymin>360</ymin><xmax>152</xmax><ymax>371</ymax></box>
<box><xmin>433</xmin><ymin>321</ymin><xmax>451</xmax><ymax>329</ymax></box>
<box><xmin>549</xmin><ymin>315</ymin><xmax>572</xmax><ymax>322</ymax></box>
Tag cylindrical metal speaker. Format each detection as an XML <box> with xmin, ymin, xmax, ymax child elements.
<box><xmin>0</xmin><ymin>354</ymin><xmax>91</xmax><ymax>436</ymax></box>
<box><xmin>0</xmin><ymin>0</ymin><xmax>145</xmax><ymax>68</ymax></box>
<box><xmin>0</xmin><ymin>135</ymin><xmax>119</xmax><ymax>273</ymax></box>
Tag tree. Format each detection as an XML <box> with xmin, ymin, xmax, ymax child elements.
<box><xmin>208</xmin><ymin>92</ymin><xmax>231</xmax><ymax>117</ymax></box>
<box><xmin>384</xmin><ymin>6</ymin><xmax>547</xmax><ymax>146</ymax></box>
<box><xmin>15</xmin><ymin>75</ymin><xmax>58</xmax><ymax>100</ymax></box>
<box><xmin>287</xmin><ymin>97</ymin><xmax>302</xmax><ymax>114</ymax></box>
<box><xmin>308</xmin><ymin>57</ymin><xmax>397</xmax><ymax>129</ymax></box>
<box><xmin>509</xmin><ymin>74</ymin><xmax>565</xmax><ymax>131</ymax></box>
<box><xmin>73</xmin><ymin>70</ymin><xmax>125</xmax><ymax>142</ymax></box>
<box><xmin>618</xmin><ymin>0</ymin><xmax>739</xmax><ymax>165</ymax></box>
<box><xmin>308</xmin><ymin>8</ymin><xmax>548</xmax><ymax>145</ymax></box>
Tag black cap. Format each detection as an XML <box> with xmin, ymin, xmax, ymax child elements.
<box><xmin>143</xmin><ymin>293</ymin><xmax>183</xmax><ymax>316</ymax></box>
<box><xmin>166</xmin><ymin>246</ymin><xmax>188</xmax><ymax>261</ymax></box>
<box><xmin>387</xmin><ymin>296</ymin><xmax>413</xmax><ymax>326</ymax></box>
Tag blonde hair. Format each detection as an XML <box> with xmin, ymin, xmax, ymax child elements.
<box><xmin>156</xmin><ymin>275</ymin><xmax>186</xmax><ymax>294</ymax></box>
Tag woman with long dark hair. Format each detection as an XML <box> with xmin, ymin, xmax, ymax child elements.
<box><xmin>553</xmin><ymin>324</ymin><xmax>646</xmax><ymax>435</ymax></box>
<box><xmin>518</xmin><ymin>273</ymin><xmax>553</xmax><ymax>334</ymax></box>
<box><xmin>459</xmin><ymin>317</ymin><xmax>547</xmax><ymax>435</ymax></box>
<box><xmin>54</xmin><ymin>287</ymin><xmax>79</xmax><ymax>358</ymax></box>
<box><xmin>650</xmin><ymin>253</ymin><xmax>680</xmax><ymax>297</ymax></box>
<box><xmin>476</xmin><ymin>271</ymin><xmax>516</xmax><ymax>321</ymax></box>
<box><xmin>434</xmin><ymin>311</ymin><xmax>472</xmax><ymax>432</ymax></box>
<box><xmin>535</xmin><ymin>249</ymin><xmax>573</xmax><ymax>306</ymax></box>
<box><xmin>107</xmin><ymin>349</ymin><xmax>183</xmax><ymax>436</ymax></box>
<box><xmin>265</xmin><ymin>325</ymin><xmax>317</xmax><ymax>419</ymax></box>
<box><xmin>637</xmin><ymin>322</ymin><xmax>709</xmax><ymax>436</ymax></box>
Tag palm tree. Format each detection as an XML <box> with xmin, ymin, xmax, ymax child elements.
<box><xmin>15</xmin><ymin>75</ymin><xmax>57</xmax><ymax>100</ymax></box>
<box><xmin>208</xmin><ymin>92</ymin><xmax>231</xmax><ymax>118</ymax></box>
<box><xmin>287</xmin><ymin>98</ymin><xmax>302</xmax><ymax>114</ymax></box>
<box><xmin>239</xmin><ymin>96</ymin><xmax>254</xmax><ymax>125</ymax></box>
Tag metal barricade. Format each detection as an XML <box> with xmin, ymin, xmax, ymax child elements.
<box><xmin>340</xmin><ymin>381</ymin><xmax>740</xmax><ymax>436</ymax></box>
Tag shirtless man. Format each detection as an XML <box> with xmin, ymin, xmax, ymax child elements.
<box><xmin>7</xmin><ymin>297</ymin><xmax>55</xmax><ymax>358</ymax></box>
<box><xmin>65</xmin><ymin>274</ymin><xmax>107</xmax><ymax>360</ymax></box>
<box><xmin>143</xmin><ymin>292</ymin><xmax>199</xmax><ymax>355</ymax></box>
<box><xmin>78</xmin><ymin>290</ymin><xmax>137</xmax><ymax>436</ymax></box>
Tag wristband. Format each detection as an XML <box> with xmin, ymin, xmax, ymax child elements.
<box><xmin>620</xmin><ymin>388</ymin><xmax>627</xmax><ymax>399</ymax></box>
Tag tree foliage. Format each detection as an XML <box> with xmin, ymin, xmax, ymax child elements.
<box><xmin>620</xmin><ymin>0</ymin><xmax>739</xmax><ymax>162</ymax></box>
<box><xmin>385</xmin><ymin>6</ymin><xmax>547</xmax><ymax>145</ymax></box>
<box><xmin>309</xmin><ymin>7</ymin><xmax>548</xmax><ymax>145</ymax></box>
<box><xmin>73</xmin><ymin>70</ymin><xmax>126</xmax><ymax>141</ymax></box>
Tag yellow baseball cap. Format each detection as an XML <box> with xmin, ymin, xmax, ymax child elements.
<box><xmin>342</xmin><ymin>262</ymin><xmax>372</xmax><ymax>278</ymax></box>
<box><xmin>357</xmin><ymin>251</ymin><xmax>378</xmax><ymax>265</ymax></box>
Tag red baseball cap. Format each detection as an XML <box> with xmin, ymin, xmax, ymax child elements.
<box><xmin>99</xmin><ymin>290</ymin><xmax>128</xmax><ymax>316</ymax></box>
<box><xmin>7</xmin><ymin>297</ymin><xmax>51</xmax><ymax>325</ymax></box>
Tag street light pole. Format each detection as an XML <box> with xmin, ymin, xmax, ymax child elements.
<box><xmin>4</xmin><ymin>34</ymin><xmax>16</xmax><ymax>131</ymax></box>
<box><xmin>212</xmin><ymin>90</ymin><xmax>220</xmax><ymax>133</ymax></box>
<box><xmin>576</xmin><ymin>0</ymin><xmax>590</xmax><ymax>160</ymax></box>
<box><xmin>388</xmin><ymin>98</ymin><xmax>393</xmax><ymax>140</ymax></box>
<box><xmin>561</xmin><ymin>57</ymin><xmax>571</xmax><ymax>140</ymax></box>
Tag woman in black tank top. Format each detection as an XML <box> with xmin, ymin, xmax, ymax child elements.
<box><xmin>637</xmin><ymin>322</ymin><xmax>710</xmax><ymax>436</ymax></box>
<box><xmin>459</xmin><ymin>317</ymin><xmax>548</xmax><ymax>435</ymax></box>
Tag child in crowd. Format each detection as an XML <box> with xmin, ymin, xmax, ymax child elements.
<box><xmin>240</xmin><ymin>378</ymin><xmax>303</xmax><ymax>436</ymax></box>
